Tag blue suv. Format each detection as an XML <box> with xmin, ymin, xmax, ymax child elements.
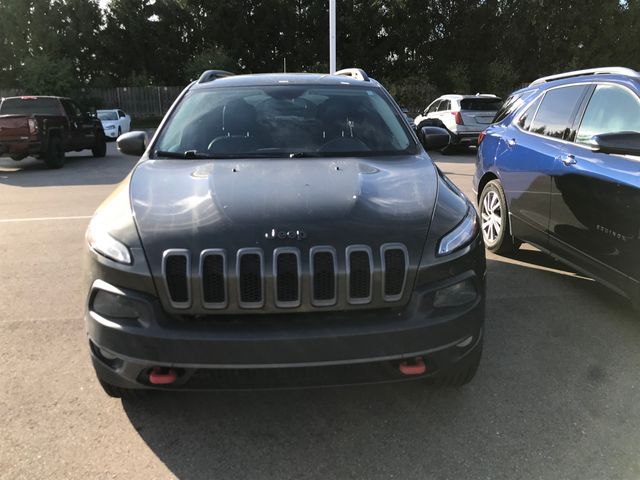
<box><xmin>474</xmin><ymin>67</ymin><xmax>640</xmax><ymax>307</ymax></box>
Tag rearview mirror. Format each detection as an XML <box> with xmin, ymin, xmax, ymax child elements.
<box><xmin>419</xmin><ymin>126</ymin><xmax>450</xmax><ymax>151</ymax></box>
<box><xmin>588</xmin><ymin>132</ymin><xmax>640</xmax><ymax>156</ymax></box>
<box><xmin>117</xmin><ymin>131</ymin><xmax>148</xmax><ymax>157</ymax></box>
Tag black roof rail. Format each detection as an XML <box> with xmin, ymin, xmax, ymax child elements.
<box><xmin>334</xmin><ymin>68</ymin><xmax>370</xmax><ymax>82</ymax></box>
<box><xmin>529</xmin><ymin>67</ymin><xmax>640</xmax><ymax>87</ymax></box>
<box><xmin>197</xmin><ymin>70</ymin><xmax>235</xmax><ymax>84</ymax></box>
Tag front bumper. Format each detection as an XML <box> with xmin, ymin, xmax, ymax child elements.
<box><xmin>103</xmin><ymin>129</ymin><xmax>119</xmax><ymax>138</ymax></box>
<box><xmin>87</xmin><ymin>269</ymin><xmax>485</xmax><ymax>390</ymax></box>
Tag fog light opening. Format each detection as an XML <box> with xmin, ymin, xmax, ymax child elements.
<box><xmin>433</xmin><ymin>278</ymin><xmax>477</xmax><ymax>308</ymax></box>
<box><xmin>99</xmin><ymin>347</ymin><xmax>118</xmax><ymax>360</ymax></box>
<box><xmin>456</xmin><ymin>336</ymin><xmax>473</xmax><ymax>348</ymax></box>
<box><xmin>92</xmin><ymin>289</ymin><xmax>140</xmax><ymax>321</ymax></box>
<box><xmin>90</xmin><ymin>341</ymin><xmax>123</xmax><ymax>369</ymax></box>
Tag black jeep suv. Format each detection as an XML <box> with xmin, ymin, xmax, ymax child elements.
<box><xmin>84</xmin><ymin>69</ymin><xmax>486</xmax><ymax>397</ymax></box>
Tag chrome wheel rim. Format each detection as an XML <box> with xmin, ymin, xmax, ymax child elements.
<box><xmin>481</xmin><ymin>190</ymin><xmax>502</xmax><ymax>246</ymax></box>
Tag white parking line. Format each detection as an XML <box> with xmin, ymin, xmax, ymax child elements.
<box><xmin>0</xmin><ymin>215</ymin><xmax>92</xmax><ymax>223</ymax></box>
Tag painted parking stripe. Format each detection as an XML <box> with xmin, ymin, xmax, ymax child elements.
<box><xmin>0</xmin><ymin>215</ymin><xmax>92</xmax><ymax>223</ymax></box>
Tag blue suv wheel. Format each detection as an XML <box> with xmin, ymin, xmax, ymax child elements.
<box><xmin>478</xmin><ymin>179</ymin><xmax>519</xmax><ymax>254</ymax></box>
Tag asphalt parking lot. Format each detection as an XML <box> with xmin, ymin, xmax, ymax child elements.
<box><xmin>1</xmin><ymin>143</ymin><xmax>639</xmax><ymax>480</ymax></box>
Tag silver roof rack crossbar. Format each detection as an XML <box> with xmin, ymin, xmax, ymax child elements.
<box><xmin>529</xmin><ymin>67</ymin><xmax>640</xmax><ymax>87</ymax></box>
<box><xmin>334</xmin><ymin>68</ymin><xmax>370</xmax><ymax>82</ymax></box>
<box><xmin>198</xmin><ymin>70</ymin><xmax>235</xmax><ymax>84</ymax></box>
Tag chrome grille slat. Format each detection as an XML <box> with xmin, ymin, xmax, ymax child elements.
<box><xmin>273</xmin><ymin>247</ymin><xmax>301</xmax><ymax>308</ymax></box>
<box><xmin>310</xmin><ymin>246</ymin><xmax>338</xmax><ymax>306</ymax></box>
<box><xmin>346</xmin><ymin>245</ymin><xmax>373</xmax><ymax>305</ymax></box>
<box><xmin>237</xmin><ymin>248</ymin><xmax>264</xmax><ymax>308</ymax></box>
<box><xmin>200</xmin><ymin>249</ymin><xmax>227</xmax><ymax>309</ymax></box>
<box><xmin>380</xmin><ymin>243</ymin><xmax>409</xmax><ymax>302</ymax></box>
<box><xmin>162</xmin><ymin>249</ymin><xmax>191</xmax><ymax>309</ymax></box>
<box><xmin>161</xmin><ymin>243</ymin><xmax>408</xmax><ymax>311</ymax></box>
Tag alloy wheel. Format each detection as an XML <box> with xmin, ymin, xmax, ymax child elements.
<box><xmin>481</xmin><ymin>190</ymin><xmax>502</xmax><ymax>245</ymax></box>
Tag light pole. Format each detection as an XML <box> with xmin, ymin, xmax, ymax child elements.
<box><xmin>329</xmin><ymin>0</ymin><xmax>336</xmax><ymax>73</ymax></box>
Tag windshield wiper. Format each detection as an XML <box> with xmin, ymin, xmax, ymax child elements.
<box><xmin>154</xmin><ymin>150</ymin><xmax>213</xmax><ymax>159</ymax></box>
<box><xmin>288</xmin><ymin>152</ymin><xmax>322</xmax><ymax>158</ymax></box>
<box><xmin>154</xmin><ymin>150</ymin><xmax>326</xmax><ymax>159</ymax></box>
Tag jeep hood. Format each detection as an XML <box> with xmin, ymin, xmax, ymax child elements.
<box><xmin>129</xmin><ymin>155</ymin><xmax>438</xmax><ymax>287</ymax></box>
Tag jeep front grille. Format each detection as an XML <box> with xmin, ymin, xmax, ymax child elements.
<box><xmin>346</xmin><ymin>246</ymin><xmax>373</xmax><ymax>304</ymax></box>
<box><xmin>310</xmin><ymin>247</ymin><xmax>337</xmax><ymax>306</ymax></box>
<box><xmin>200</xmin><ymin>249</ymin><xmax>226</xmax><ymax>308</ymax></box>
<box><xmin>162</xmin><ymin>249</ymin><xmax>191</xmax><ymax>308</ymax></box>
<box><xmin>161</xmin><ymin>243</ymin><xmax>408</xmax><ymax>311</ymax></box>
<box><xmin>237</xmin><ymin>249</ymin><xmax>264</xmax><ymax>308</ymax></box>
<box><xmin>274</xmin><ymin>248</ymin><xmax>301</xmax><ymax>308</ymax></box>
<box><xmin>381</xmin><ymin>244</ymin><xmax>409</xmax><ymax>301</ymax></box>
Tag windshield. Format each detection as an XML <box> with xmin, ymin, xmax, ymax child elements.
<box><xmin>97</xmin><ymin>111</ymin><xmax>118</xmax><ymax>121</ymax></box>
<box><xmin>0</xmin><ymin>98</ymin><xmax>61</xmax><ymax>115</ymax></box>
<box><xmin>154</xmin><ymin>85</ymin><xmax>416</xmax><ymax>158</ymax></box>
<box><xmin>460</xmin><ymin>98</ymin><xmax>503</xmax><ymax>111</ymax></box>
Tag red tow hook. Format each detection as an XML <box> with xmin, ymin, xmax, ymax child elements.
<box><xmin>149</xmin><ymin>367</ymin><xmax>178</xmax><ymax>385</ymax></box>
<box><xmin>399</xmin><ymin>357</ymin><xmax>427</xmax><ymax>376</ymax></box>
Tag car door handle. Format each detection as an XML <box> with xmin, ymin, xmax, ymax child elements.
<box><xmin>558</xmin><ymin>154</ymin><xmax>576</xmax><ymax>166</ymax></box>
<box><xmin>506</xmin><ymin>138</ymin><xmax>516</xmax><ymax>147</ymax></box>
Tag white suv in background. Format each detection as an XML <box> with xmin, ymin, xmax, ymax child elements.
<box><xmin>414</xmin><ymin>94</ymin><xmax>502</xmax><ymax>151</ymax></box>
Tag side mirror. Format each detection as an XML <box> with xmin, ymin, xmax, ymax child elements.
<box><xmin>588</xmin><ymin>132</ymin><xmax>640</xmax><ymax>156</ymax></box>
<box><xmin>419</xmin><ymin>126</ymin><xmax>450</xmax><ymax>151</ymax></box>
<box><xmin>117</xmin><ymin>131</ymin><xmax>148</xmax><ymax>156</ymax></box>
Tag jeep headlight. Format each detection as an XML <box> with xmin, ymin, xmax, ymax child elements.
<box><xmin>86</xmin><ymin>217</ymin><xmax>132</xmax><ymax>265</ymax></box>
<box><xmin>437</xmin><ymin>207</ymin><xmax>478</xmax><ymax>256</ymax></box>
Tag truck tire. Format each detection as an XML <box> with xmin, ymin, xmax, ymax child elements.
<box><xmin>44</xmin><ymin>136</ymin><xmax>65</xmax><ymax>169</ymax></box>
<box><xmin>92</xmin><ymin>133</ymin><xmax>107</xmax><ymax>158</ymax></box>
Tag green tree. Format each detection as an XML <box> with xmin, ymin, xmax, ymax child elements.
<box><xmin>1</xmin><ymin>0</ymin><xmax>639</xmax><ymax>102</ymax></box>
<box><xmin>0</xmin><ymin>0</ymin><xmax>103</xmax><ymax>90</ymax></box>
<box><xmin>54</xmin><ymin>0</ymin><xmax>103</xmax><ymax>85</ymax></box>
<box><xmin>18</xmin><ymin>54</ymin><xmax>78</xmax><ymax>95</ymax></box>
<box><xmin>185</xmin><ymin>47</ymin><xmax>237</xmax><ymax>81</ymax></box>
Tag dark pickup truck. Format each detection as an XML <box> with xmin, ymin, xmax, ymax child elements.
<box><xmin>0</xmin><ymin>96</ymin><xmax>106</xmax><ymax>168</ymax></box>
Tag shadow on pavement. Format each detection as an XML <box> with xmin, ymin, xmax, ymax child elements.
<box><xmin>430</xmin><ymin>147</ymin><xmax>478</xmax><ymax>163</ymax></box>
<box><xmin>0</xmin><ymin>147</ymin><xmax>138</xmax><ymax>188</ymax></box>
<box><xmin>439</xmin><ymin>170</ymin><xmax>475</xmax><ymax>178</ymax></box>
<box><xmin>490</xmin><ymin>245</ymin><xmax>582</xmax><ymax>275</ymax></box>
<box><xmin>120</xmin><ymin>252</ymin><xmax>639</xmax><ymax>480</ymax></box>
